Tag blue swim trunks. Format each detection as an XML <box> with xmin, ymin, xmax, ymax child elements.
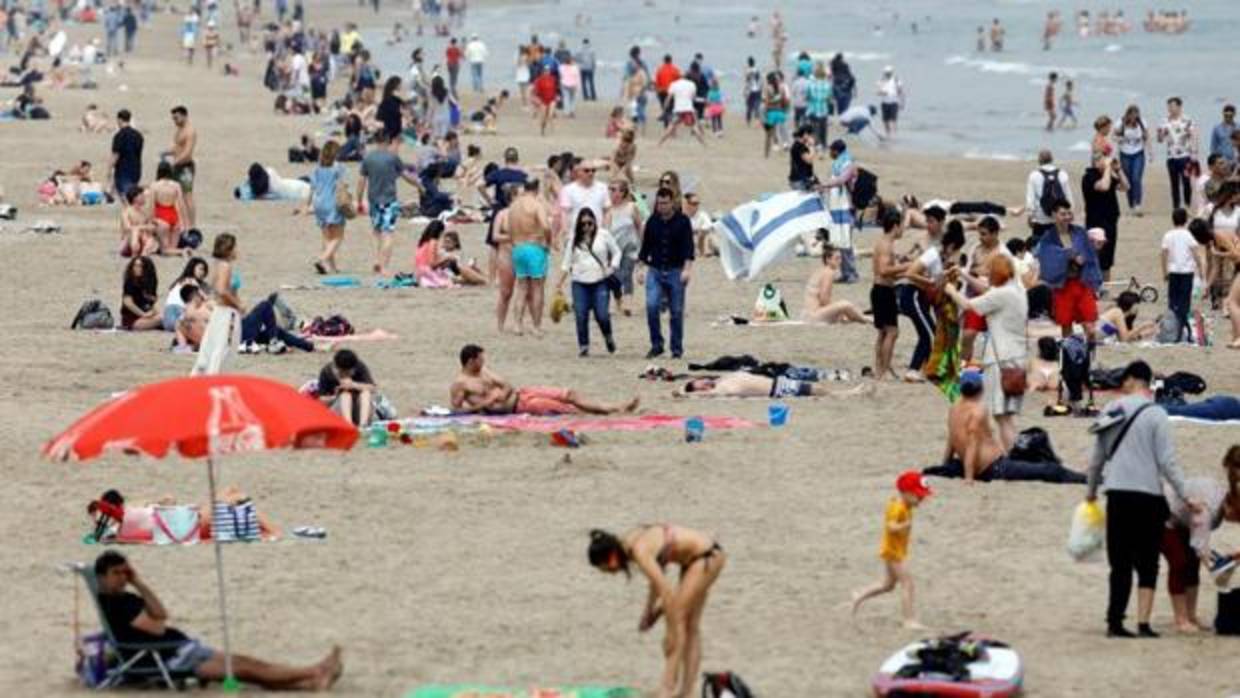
<box><xmin>512</xmin><ymin>242</ymin><xmax>549</xmax><ymax>280</ymax></box>
<box><xmin>368</xmin><ymin>200</ymin><xmax>402</xmax><ymax>233</ymax></box>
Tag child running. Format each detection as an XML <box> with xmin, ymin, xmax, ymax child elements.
<box><xmin>851</xmin><ymin>470</ymin><xmax>932</xmax><ymax>630</ymax></box>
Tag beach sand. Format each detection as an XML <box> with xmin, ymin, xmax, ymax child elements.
<box><xmin>2</xmin><ymin>4</ymin><xmax>1238</xmax><ymax>696</ymax></box>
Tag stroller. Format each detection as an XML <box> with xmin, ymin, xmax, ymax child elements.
<box><xmin>1043</xmin><ymin>334</ymin><xmax>1099</xmax><ymax>417</ymax></box>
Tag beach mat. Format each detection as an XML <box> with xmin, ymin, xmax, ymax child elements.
<box><xmin>393</xmin><ymin>414</ymin><xmax>756</xmax><ymax>434</ymax></box>
<box><xmin>408</xmin><ymin>686</ymin><xmax>637</xmax><ymax>698</ymax></box>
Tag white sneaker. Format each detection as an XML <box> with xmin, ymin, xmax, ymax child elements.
<box><xmin>266</xmin><ymin>339</ymin><xmax>287</xmax><ymax>354</ymax></box>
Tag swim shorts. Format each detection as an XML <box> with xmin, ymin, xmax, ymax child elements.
<box><xmin>172</xmin><ymin>161</ymin><xmax>195</xmax><ymax>193</ymax></box>
<box><xmin>770</xmin><ymin>375</ymin><xmax>812</xmax><ymax>398</ymax></box>
<box><xmin>764</xmin><ymin>108</ymin><xmax>786</xmax><ymax>128</ymax></box>
<box><xmin>870</xmin><ymin>284</ymin><xmax>899</xmax><ymax>329</ymax></box>
<box><xmin>368</xmin><ymin>200</ymin><xmax>402</xmax><ymax>233</ymax></box>
<box><xmin>676</xmin><ymin>111</ymin><xmax>696</xmax><ymax>126</ymax></box>
<box><xmin>962</xmin><ymin>309</ymin><xmax>988</xmax><ymax>332</ymax></box>
<box><xmin>881</xmin><ymin>102</ymin><xmax>899</xmax><ymax>122</ymax></box>
<box><xmin>167</xmin><ymin>638</ymin><xmax>215</xmax><ymax>674</ymax></box>
<box><xmin>162</xmin><ymin>304</ymin><xmax>185</xmax><ymax>332</ymax></box>
<box><xmin>512</xmin><ymin>241</ymin><xmax>549</xmax><ymax>280</ymax></box>
<box><xmin>1052</xmin><ymin>278</ymin><xmax>1098</xmax><ymax>328</ymax></box>
<box><xmin>515</xmin><ymin>386</ymin><xmax>578</xmax><ymax>415</ymax></box>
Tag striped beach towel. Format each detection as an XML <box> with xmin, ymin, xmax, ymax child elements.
<box><xmin>715</xmin><ymin>191</ymin><xmax>831</xmax><ymax>280</ymax></box>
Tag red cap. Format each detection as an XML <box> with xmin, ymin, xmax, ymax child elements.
<box><xmin>896</xmin><ymin>470</ymin><xmax>933</xmax><ymax>498</ymax></box>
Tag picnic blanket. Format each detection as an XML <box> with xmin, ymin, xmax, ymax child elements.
<box><xmin>408</xmin><ymin>686</ymin><xmax>637</xmax><ymax>698</ymax></box>
<box><xmin>393</xmin><ymin>414</ymin><xmax>755</xmax><ymax>434</ymax></box>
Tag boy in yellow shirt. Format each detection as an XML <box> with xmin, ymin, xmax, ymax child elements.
<box><xmin>851</xmin><ymin>470</ymin><xmax>932</xmax><ymax>629</ymax></box>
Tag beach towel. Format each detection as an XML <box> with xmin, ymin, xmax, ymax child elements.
<box><xmin>302</xmin><ymin>328</ymin><xmax>399</xmax><ymax>343</ymax></box>
<box><xmin>393</xmin><ymin>414</ymin><xmax>756</xmax><ymax>434</ymax></box>
<box><xmin>823</xmin><ymin>184</ymin><xmax>854</xmax><ymax>248</ymax></box>
<box><xmin>409</xmin><ymin>685</ymin><xmax>637</xmax><ymax>698</ymax></box>
<box><xmin>191</xmin><ymin>306</ymin><xmax>240</xmax><ymax>376</ymax></box>
<box><xmin>715</xmin><ymin>191</ymin><xmax>831</xmax><ymax>280</ymax></box>
<box><xmin>924</xmin><ymin>295</ymin><xmax>961</xmax><ymax>402</ymax></box>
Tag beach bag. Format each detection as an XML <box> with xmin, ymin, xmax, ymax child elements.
<box><xmin>1060</xmin><ymin>335</ymin><xmax>1091</xmax><ymax>403</ymax></box>
<box><xmin>1156</xmin><ymin>312</ymin><xmax>1183</xmax><ymax>344</ymax></box>
<box><xmin>1089</xmin><ymin>367</ymin><xmax>1126</xmax><ymax>391</ymax></box>
<box><xmin>306</xmin><ymin>314</ymin><xmax>354</xmax><ymax>337</ymax></box>
<box><xmin>76</xmin><ymin>632</ymin><xmax>115</xmax><ymax>688</ymax></box>
<box><xmin>1217</xmin><ymin>590</ymin><xmax>1240</xmax><ymax>635</ymax></box>
<box><xmin>212</xmin><ymin>501</ymin><xmax>260</xmax><ymax>542</ymax></box>
<box><xmin>549</xmin><ymin>291</ymin><xmax>569</xmax><ymax>323</ymax></box>
<box><xmin>701</xmin><ymin>672</ymin><xmax>754</xmax><ymax>698</ymax></box>
<box><xmin>1038</xmin><ymin>168</ymin><xmax>1065</xmax><ymax>217</ymax></box>
<box><xmin>1163</xmin><ymin>371</ymin><xmax>1206</xmax><ymax>395</ymax></box>
<box><xmin>71</xmin><ymin>299</ymin><xmax>115</xmax><ymax>330</ymax></box>
<box><xmin>1009</xmin><ymin>427</ymin><xmax>1060</xmax><ymax>464</ymax></box>
<box><xmin>851</xmin><ymin>167</ymin><xmax>878</xmax><ymax>211</ymax></box>
<box><xmin>335</xmin><ymin>179</ymin><xmax>357</xmax><ymax>220</ymax></box>
<box><xmin>1067</xmin><ymin>500</ymin><xmax>1105</xmax><ymax>561</ymax></box>
<box><xmin>753</xmin><ymin>284</ymin><xmax>789</xmax><ymax>321</ymax></box>
<box><xmin>151</xmin><ymin>505</ymin><xmax>201</xmax><ymax>545</ymax></box>
<box><xmin>985</xmin><ymin>336</ymin><xmax>1025</xmax><ymax>397</ymax></box>
<box><xmin>179</xmin><ymin>227</ymin><xmax>203</xmax><ymax>250</ymax></box>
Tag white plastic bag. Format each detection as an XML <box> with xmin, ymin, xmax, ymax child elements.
<box><xmin>1067</xmin><ymin>501</ymin><xmax>1105</xmax><ymax>562</ymax></box>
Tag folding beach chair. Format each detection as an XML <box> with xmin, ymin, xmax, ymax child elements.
<box><xmin>71</xmin><ymin>563</ymin><xmax>189</xmax><ymax>690</ymax></box>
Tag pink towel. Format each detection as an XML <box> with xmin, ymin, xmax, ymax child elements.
<box><xmin>465</xmin><ymin>414</ymin><xmax>754</xmax><ymax>433</ymax></box>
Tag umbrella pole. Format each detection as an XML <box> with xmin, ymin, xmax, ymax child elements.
<box><xmin>206</xmin><ymin>457</ymin><xmax>239</xmax><ymax>692</ymax></box>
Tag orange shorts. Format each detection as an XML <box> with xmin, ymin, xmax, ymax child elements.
<box><xmin>962</xmin><ymin>309</ymin><xmax>988</xmax><ymax>332</ymax></box>
<box><xmin>516</xmin><ymin>386</ymin><xmax>578</xmax><ymax>415</ymax></box>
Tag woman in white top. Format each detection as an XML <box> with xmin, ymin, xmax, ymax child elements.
<box><xmin>603</xmin><ymin>178</ymin><xmax>643</xmax><ymax>317</ymax></box>
<box><xmin>1209</xmin><ymin>183</ymin><xmax>1240</xmax><ymax>324</ymax></box>
<box><xmin>1113</xmin><ymin>105</ymin><xmax>1149</xmax><ymax>215</ymax></box>
<box><xmin>556</xmin><ymin>208</ymin><xmax>620</xmax><ymax>356</ymax></box>
<box><xmin>943</xmin><ymin>255</ymin><xmax>1029</xmax><ymax>451</ymax></box>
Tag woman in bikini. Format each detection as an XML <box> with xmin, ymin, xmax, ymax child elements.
<box><xmin>589</xmin><ymin>524</ymin><xmax>725</xmax><ymax>698</ymax></box>
<box><xmin>149</xmin><ymin>161</ymin><xmax>188</xmax><ymax>254</ymax></box>
<box><xmin>803</xmin><ymin>244</ymin><xmax>865</xmax><ymax>323</ymax></box>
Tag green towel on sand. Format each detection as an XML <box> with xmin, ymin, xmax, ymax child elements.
<box><xmin>408</xmin><ymin>685</ymin><xmax>637</xmax><ymax>698</ymax></box>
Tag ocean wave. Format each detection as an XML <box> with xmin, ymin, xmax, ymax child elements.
<box><xmin>962</xmin><ymin>149</ymin><xmax>1026</xmax><ymax>162</ymax></box>
<box><xmin>806</xmin><ymin>50</ymin><xmax>891</xmax><ymax>63</ymax></box>
<box><xmin>1068</xmin><ymin>141</ymin><xmax>1092</xmax><ymax>152</ymax></box>
<box><xmin>944</xmin><ymin>55</ymin><xmax>1114</xmax><ymax>79</ymax></box>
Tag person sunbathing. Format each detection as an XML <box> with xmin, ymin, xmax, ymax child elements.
<box><xmin>898</xmin><ymin>193</ymin><xmax>1025</xmax><ymax>228</ymax></box>
<box><xmin>92</xmin><ymin>552</ymin><xmax>340</xmax><ymax>690</ymax></box>
<box><xmin>1026</xmin><ymin>336</ymin><xmax>1062</xmax><ymax>392</ymax></box>
<box><xmin>88</xmin><ymin>486</ymin><xmax>283</xmax><ymax>541</ymax></box>
<box><xmin>120</xmin><ymin>186</ymin><xmax>160</xmax><ymax>257</ymax></box>
<box><xmin>802</xmin><ymin>244</ymin><xmax>866</xmax><ymax>323</ymax></box>
<box><xmin>675</xmin><ymin>372</ymin><xmax>874</xmax><ymax>399</ymax></box>
<box><xmin>1099</xmin><ymin>291</ymin><xmax>1158</xmax><ymax>343</ymax></box>
<box><xmin>449</xmin><ymin>343</ymin><xmax>639</xmax><ymax>415</ymax></box>
<box><xmin>922</xmin><ymin>370</ymin><xmax>1085</xmax><ymax>483</ymax></box>
<box><xmin>80</xmin><ymin>103</ymin><xmax>112</xmax><ymax>133</ymax></box>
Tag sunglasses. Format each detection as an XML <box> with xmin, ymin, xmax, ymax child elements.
<box><xmin>582</xmin><ymin>168</ymin><xmax>596</xmax><ymax>174</ymax></box>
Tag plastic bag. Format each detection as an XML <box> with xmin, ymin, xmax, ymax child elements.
<box><xmin>1067</xmin><ymin>500</ymin><xmax>1105</xmax><ymax>561</ymax></box>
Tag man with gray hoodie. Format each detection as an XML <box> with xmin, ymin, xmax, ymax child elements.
<box><xmin>1086</xmin><ymin>360</ymin><xmax>1199</xmax><ymax>638</ymax></box>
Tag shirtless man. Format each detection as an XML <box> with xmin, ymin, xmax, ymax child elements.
<box><xmin>169</xmin><ymin>106</ymin><xmax>198</xmax><ymax>228</ymax></box>
<box><xmin>803</xmin><ymin>244</ymin><xmax>865</xmax><ymax>323</ymax></box>
<box><xmin>149</xmin><ymin>161</ymin><xmax>188</xmax><ymax>253</ymax></box>
<box><xmin>923</xmin><ymin>371</ymin><xmax>1085</xmax><ymax>484</ymax></box>
<box><xmin>958</xmin><ymin>216</ymin><xmax>1008</xmax><ymax>362</ymax></box>
<box><xmin>870</xmin><ymin>209</ymin><xmax>911</xmax><ymax>380</ymax></box>
<box><xmin>505</xmin><ymin>180</ymin><xmax>553</xmax><ymax>336</ymax></box>
<box><xmin>449</xmin><ymin>344</ymin><xmax>638</xmax><ymax>415</ymax></box>
<box><xmin>675</xmin><ymin>372</ymin><xmax>874</xmax><ymax>399</ymax></box>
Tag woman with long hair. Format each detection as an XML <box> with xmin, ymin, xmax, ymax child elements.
<box><xmin>120</xmin><ymin>256</ymin><xmax>161</xmax><ymax>331</ymax></box>
<box><xmin>604</xmin><ymin>178</ymin><xmax>643</xmax><ymax>316</ymax></box>
<box><xmin>375</xmin><ymin>75</ymin><xmax>404</xmax><ymax>140</ymax></box>
<box><xmin>428</xmin><ymin>74</ymin><xmax>454</xmax><ymax>138</ymax></box>
<box><xmin>413</xmin><ymin>220</ymin><xmax>456</xmax><ymax>288</ymax></box>
<box><xmin>163</xmin><ymin>256</ymin><xmax>209</xmax><ymax>331</ymax></box>
<box><xmin>555</xmin><ymin>208</ymin><xmax>620</xmax><ymax>355</ymax></box>
<box><xmin>588</xmin><ymin>525</ymin><xmax>725</xmax><ymax>698</ymax></box>
<box><xmin>192</xmin><ymin>233</ymin><xmax>244</xmax><ymax>375</ymax></box>
<box><xmin>1113</xmin><ymin>105</ymin><xmax>1149</xmax><ymax>215</ymax></box>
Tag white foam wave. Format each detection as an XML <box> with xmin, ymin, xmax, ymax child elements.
<box><xmin>944</xmin><ymin>55</ymin><xmax>1114</xmax><ymax>79</ymax></box>
<box><xmin>962</xmin><ymin>149</ymin><xmax>1026</xmax><ymax>162</ymax></box>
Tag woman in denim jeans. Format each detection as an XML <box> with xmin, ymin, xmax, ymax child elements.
<box><xmin>556</xmin><ymin>208</ymin><xmax>621</xmax><ymax>357</ymax></box>
<box><xmin>1114</xmin><ymin>105</ymin><xmax>1149</xmax><ymax>216</ymax></box>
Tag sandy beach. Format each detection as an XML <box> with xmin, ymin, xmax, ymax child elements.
<box><xmin>2</xmin><ymin>3</ymin><xmax>1239</xmax><ymax>696</ymax></box>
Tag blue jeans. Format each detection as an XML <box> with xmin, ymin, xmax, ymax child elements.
<box><xmin>241</xmin><ymin>298</ymin><xmax>314</xmax><ymax>351</ymax></box>
<box><xmin>581</xmin><ymin>69</ymin><xmax>596</xmax><ymax>101</ymax></box>
<box><xmin>1165</xmin><ymin>396</ymin><xmax>1240</xmax><ymax>421</ymax></box>
<box><xmin>1119</xmin><ymin>151</ymin><xmax>1144</xmax><ymax>208</ymax></box>
<box><xmin>1167</xmin><ymin>272</ymin><xmax>1194</xmax><ymax>342</ymax></box>
<box><xmin>571</xmin><ymin>280</ymin><xmax>612</xmax><ymax>351</ymax></box>
<box><xmin>645</xmin><ymin>267</ymin><xmax>685</xmax><ymax>355</ymax></box>
<box><xmin>469</xmin><ymin>62</ymin><xmax>483</xmax><ymax>92</ymax></box>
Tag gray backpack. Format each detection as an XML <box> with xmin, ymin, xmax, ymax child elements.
<box><xmin>71</xmin><ymin>300</ymin><xmax>115</xmax><ymax>330</ymax></box>
<box><xmin>1155</xmin><ymin>313</ymin><xmax>1183</xmax><ymax>344</ymax></box>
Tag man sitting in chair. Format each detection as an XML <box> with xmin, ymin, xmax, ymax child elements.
<box><xmin>93</xmin><ymin>552</ymin><xmax>343</xmax><ymax>690</ymax></box>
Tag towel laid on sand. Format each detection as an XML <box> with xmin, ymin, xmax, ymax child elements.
<box><xmin>397</xmin><ymin>414</ymin><xmax>755</xmax><ymax>434</ymax></box>
<box><xmin>409</xmin><ymin>686</ymin><xmax>637</xmax><ymax>698</ymax></box>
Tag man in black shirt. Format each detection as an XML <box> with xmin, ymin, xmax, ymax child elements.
<box><xmin>638</xmin><ymin>187</ymin><xmax>695</xmax><ymax>358</ymax></box>
<box><xmin>110</xmin><ymin>109</ymin><xmax>144</xmax><ymax>198</ymax></box>
<box><xmin>93</xmin><ymin>551</ymin><xmax>342</xmax><ymax>690</ymax></box>
<box><xmin>316</xmin><ymin>349</ymin><xmax>378</xmax><ymax>426</ymax></box>
<box><xmin>788</xmin><ymin>125</ymin><xmax>816</xmax><ymax>191</ymax></box>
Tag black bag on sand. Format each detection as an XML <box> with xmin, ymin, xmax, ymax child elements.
<box><xmin>71</xmin><ymin>300</ymin><xmax>114</xmax><ymax>330</ymax></box>
<box><xmin>1216</xmin><ymin>589</ymin><xmax>1240</xmax><ymax>635</ymax></box>
<box><xmin>701</xmin><ymin>672</ymin><xmax>754</xmax><ymax>698</ymax></box>
<box><xmin>851</xmin><ymin>167</ymin><xmax>879</xmax><ymax>211</ymax></box>
<box><xmin>1009</xmin><ymin>427</ymin><xmax>1061</xmax><ymax>464</ymax></box>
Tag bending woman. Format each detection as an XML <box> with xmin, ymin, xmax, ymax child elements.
<box><xmin>589</xmin><ymin>525</ymin><xmax>725</xmax><ymax>698</ymax></box>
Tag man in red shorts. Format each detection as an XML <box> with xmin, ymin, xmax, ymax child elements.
<box><xmin>450</xmin><ymin>344</ymin><xmax>639</xmax><ymax>415</ymax></box>
<box><xmin>532</xmin><ymin>70</ymin><xmax>558</xmax><ymax>136</ymax></box>
<box><xmin>1035</xmin><ymin>199</ymin><xmax>1102</xmax><ymax>343</ymax></box>
<box><xmin>959</xmin><ymin>216</ymin><xmax>1013</xmax><ymax>363</ymax></box>
<box><xmin>658</xmin><ymin>71</ymin><xmax>706</xmax><ymax>146</ymax></box>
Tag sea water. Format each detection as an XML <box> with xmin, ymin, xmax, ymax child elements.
<box><xmin>369</xmin><ymin>0</ymin><xmax>1237</xmax><ymax>162</ymax></box>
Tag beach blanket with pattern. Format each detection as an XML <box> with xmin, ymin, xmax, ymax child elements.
<box><xmin>409</xmin><ymin>686</ymin><xmax>637</xmax><ymax>698</ymax></box>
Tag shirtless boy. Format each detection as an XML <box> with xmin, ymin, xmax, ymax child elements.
<box><xmin>169</xmin><ymin>106</ymin><xmax>198</xmax><ymax>227</ymax></box>
<box><xmin>506</xmin><ymin>180</ymin><xmax>553</xmax><ymax>335</ymax></box>
<box><xmin>175</xmin><ymin>285</ymin><xmax>211</xmax><ymax>350</ymax></box>
<box><xmin>675</xmin><ymin>372</ymin><xmax>873</xmax><ymax>399</ymax></box>
<box><xmin>803</xmin><ymin>244</ymin><xmax>865</xmax><ymax>323</ymax></box>
<box><xmin>870</xmin><ymin>209</ymin><xmax>911</xmax><ymax>380</ymax></box>
<box><xmin>449</xmin><ymin>344</ymin><xmax>638</xmax><ymax>415</ymax></box>
<box><xmin>923</xmin><ymin>371</ymin><xmax>1085</xmax><ymax>484</ymax></box>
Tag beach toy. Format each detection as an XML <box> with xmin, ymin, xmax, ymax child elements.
<box><xmin>872</xmin><ymin>632</ymin><xmax>1022</xmax><ymax>698</ymax></box>
<box><xmin>550</xmin><ymin>429</ymin><xmax>580</xmax><ymax>448</ymax></box>
<box><xmin>321</xmin><ymin>275</ymin><xmax>362</xmax><ymax>288</ymax></box>
<box><xmin>684</xmin><ymin>417</ymin><xmax>705</xmax><ymax>443</ymax></box>
<box><xmin>366</xmin><ymin>423</ymin><xmax>388</xmax><ymax>447</ymax></box>
<box><xmin>768</xmin><ymin>402</ymin><xmax>790</xmax><ymax>427</ymax></box>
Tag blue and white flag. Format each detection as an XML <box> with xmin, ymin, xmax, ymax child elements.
<box><xmin>715</xmin><ymin>191</ymin><xmax>831</xmax><ymax>280</ymax></box>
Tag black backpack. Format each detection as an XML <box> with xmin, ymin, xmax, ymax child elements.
<box><xmin>307</xmin><ymin>314</ymin><xmax>354</xmax><ymax>337</ymax></box>
<box><xmin>247</xmin><ymin>163</ymin><xmax>271</xmax><ymax>199</ymax></box>
<box><xmin>701</xmin><ymin>672</ymin><xmax>754</xmax><ymax>698</ymax></box>
<box><xmin>851</xmin><ymin>167</ymin><xmax>879</xmax><ymax>211</ymax></box>
<box><xmin>1038</xmin><ymin>168</ymin><xmax>1065</xmax><ymax>217</ymax></box>
<box><xmin>1163</xmin><ymin>371</ymin><xmax>1206</xmax><ymax>395</ymax></box>
<box><xmin>71</xmin><ymin>300</ymin><xmax>115</xmax><ymax>330</ymax></box>
<box><xmin>1009</xmin><ymin>427</ymin><xmax>1061</xmax><ymax>464</ymax></box>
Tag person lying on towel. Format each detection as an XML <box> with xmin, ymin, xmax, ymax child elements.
<box><xmin>92</xmin><ymin>552</ymin><xmax>341</xmax><ymax>690</ymax></box>
<box><xmin>674</xmin><ymin>372</ymin><xmax>874</xmax><ymax>399</ymax></box>
<box><xmin>88</xmin><ymin>486</ymin><xmax>283</xmax><ymax>541</ymax></box>
<box><xmin>450</xmin><ymin>343</ymin><xmax>639</xmax><ymax>415</ymax></box>
<box><xmin>922</xmin><ymin>371</ymin><xmax>1086</xmax><ymax>484</ymax></box>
